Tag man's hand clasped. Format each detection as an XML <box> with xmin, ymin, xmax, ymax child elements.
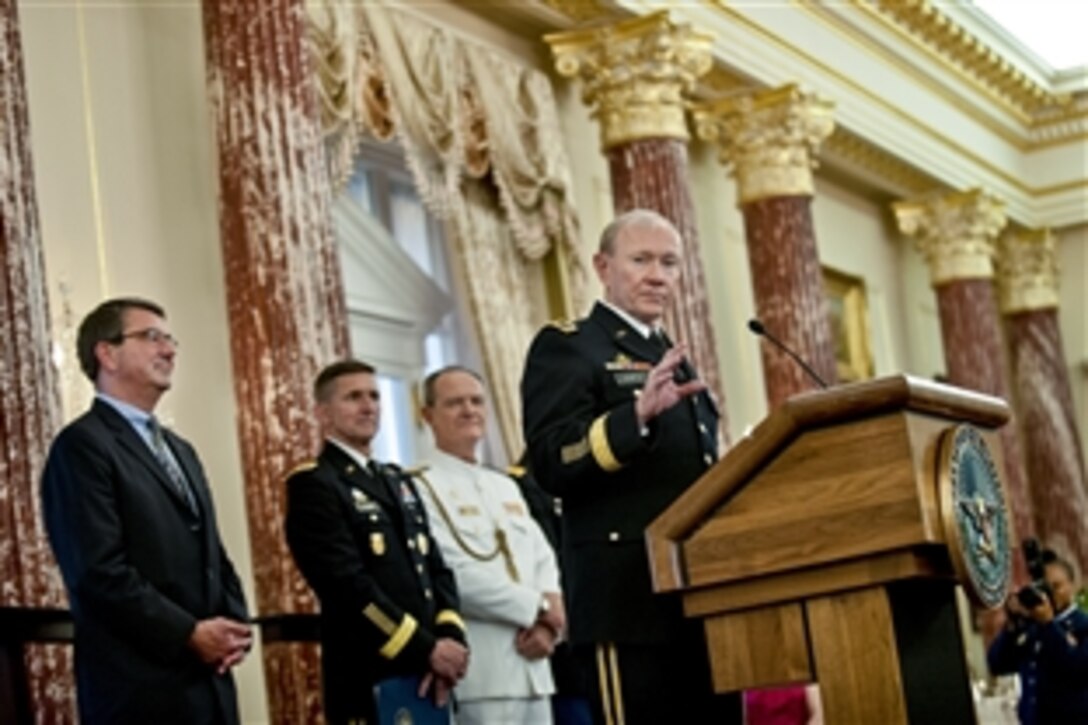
<box><xmin>189</xmin><ymin>617</ymin><xmax>253</xmax><ymax>675</ymax></box>
<box><xmin>419</xmin><ymin>638</ymin><xmax>469</xmax><ymax>706</ymax></box>
<box><xmin>515</xmin><ymin>591</ymin><xmax>566</xmax><ymax>661</ymax></box>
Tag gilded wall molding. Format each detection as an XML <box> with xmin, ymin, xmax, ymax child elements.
<box><xmin>693</xmin><ymin>83</ymin><xmax>834</xmax><ymax>203</ymax></box>
<box><xmin>544</xmin><ymin>11</ymin><xmax>714</xmax><ymax>150</ymax></box>
<box><xmin>996</xmin><ymin>228</ymin><xmax>1059</xmax><ymax>313</ymax></box>
<box><xmin>893</xmin><ymin>189</ymin><xmax>1008</xmax><ymax>286</ymax></box>
<box><xmin>823</xmin><ymin>128</ymin><xmax>945</xmax><ymax>197</ymax></box>
<box><xmin>862</xmin><ymin>0</ymin><xmax>1073</xmax><ymax>120</ymax></box>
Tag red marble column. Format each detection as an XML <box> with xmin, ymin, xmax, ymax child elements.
<box><xmin>547</xmin><ymin>13</ymin><xmax>729</xmax><ymax>437</ymax></box>
<box><xmin>742</xmin><ymin>196</ymin><xmax>836</xmax><ymax>409</ymax></box>
<box><xmin>933</xmin><ymin>280</ymin><xmax>1034</xmax><ymax>548</ymax></box>
<box><xmin>693</xmin><ymin>85</ymin><xmax>838</xmax><ymax>409</ymax></box>
<box><xmin>1006</xmin><ymin>311</ymin><xmax>1088</xmax><ymax>569</ymax></box>
<box><xmin>607</xmin><ymin>138</ymin><xmax>727</xmax><ymax>427</ymax></box>
<box><xmin>895</xmin><ymin>190</ymin><xmax>1035</xmax><ymax>568</ymax></box>
<box><xmin>0</xmin><ymin>0</ymin><xmax>75</xmax><ymax>718</ymax></box>
<box><xmin>202</xmin><ymin>0</ymin><xmax>350</xmax><ymax>721</ymax></box>
<box><xmin>998</xmin><ymin>229</ymin><xmax>1088</xmax><ymax>574</ymax></box>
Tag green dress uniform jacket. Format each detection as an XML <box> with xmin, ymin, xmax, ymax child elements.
<box><xmin>521</xmin><ymin>302</ymin><xmax>719</xmax><ymax>646</ymax></box>
<box><xmin>285</xmin><ymin>442</ymin><xmax>467</xmax><ymax>723</ymax></box>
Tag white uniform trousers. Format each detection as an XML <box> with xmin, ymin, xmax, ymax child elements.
<box><xmin>457</xmin><ymin>696</ymin><xmax>552</xmax><ymax>725</ymax></box>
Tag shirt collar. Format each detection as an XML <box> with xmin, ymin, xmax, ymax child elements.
<box><xmin>600</xmin><ymin>299</ymin><xmax>659</xmax><ymax>339</ymax></box>
<box><xmin>1056</xmin><ymin>603</ymin><xmax>1079</xmax><ymax>622</ymax></box>
<box><xmin>97</xmin><ymin>392</ymin><xmax>153</xmax><ymax>424</ymax></box>
<box><xmin>326</xmin><ymin>437</ymin><xmax>372</xmax><ymax>471</ymax></box>
<box><xmin>429</xmin><ymin>447</ymin><xmax>479</xmax><ymax>471</ymax></box>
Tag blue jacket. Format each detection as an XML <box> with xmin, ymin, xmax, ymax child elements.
<box><xmin>988</xmin><ymin>606</ymin><xmax>1088</xmax><ymax>724</ymax></box>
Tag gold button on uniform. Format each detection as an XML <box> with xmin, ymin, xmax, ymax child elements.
<box><xmin>608</xmin><ymin>531</ymin><xmax>619</xmax><ymax>542</ymax></box>
<box><xmin>703</xmin><ymin>453</ymin><xmax>713</xmax><ymax>466</ymax></box>
<box><xmin>698</xmin><ymin>423</ymin><xmax>708</xmax><ymax>434</ymax></box>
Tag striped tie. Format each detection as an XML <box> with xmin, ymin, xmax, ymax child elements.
<box><xmin>147</xmin><ymin>417</ymin><xmax>198</xmax><ymax>515</ymax></box>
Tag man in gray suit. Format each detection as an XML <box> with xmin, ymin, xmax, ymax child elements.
<box><xmin>42</xmin><ymin>297</ymin><xmax>251</xmax><ymax>725</ymax></box>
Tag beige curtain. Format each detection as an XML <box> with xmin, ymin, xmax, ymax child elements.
<box><xmin>306</xmin><ymin>1</ymin><xmax>588</xmax><ymax>457</ymax></box>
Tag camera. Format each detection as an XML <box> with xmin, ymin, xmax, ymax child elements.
<box><xmin>1015</xmin><ymin>538</ymin><xmax>1053</xmax><ymax>610</ymax></box>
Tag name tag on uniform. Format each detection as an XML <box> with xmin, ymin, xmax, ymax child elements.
<box><xmin>503</xmin><ymin>501</ymin><xmax>526</xmax><ymax>517</ymax></box>
<box><xmin>611</xmin><ymin>370</ymin><xmax>649</xmax><ymax>387</ymax></box>
<box><xmin>458</xmin><ymin>505</ymin><xmax>481</xmax><ymax>516</ymax></box>
<box><xmin>605</xmin><ymin>354</ymin><xmax>651</xmax><ymax>387</ymax></box>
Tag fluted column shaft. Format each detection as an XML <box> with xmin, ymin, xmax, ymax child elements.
<box><xmin>998</xmin><ymin>229</ymin><xmax>1088</xmax><ymax>573</ymax></box>
<box><xmin>0</xmin><ymin>0</ymin><xmax>74</xmax><ymax>719</ymax></box>
<box><xmin>742</xmin><ymin>196</ymin><xmax>836</xmax><ymax>407</ymax></box>
<box><xmin>201</xmin><ymin>0</ymin><xmax>350</xmax><ymax>720</ymax></box>
<box><xmin>895</xmin><ymin>190</ymin><xmax>1035</xmax><ymax>560</ymax></box>
<box><xmin>694</xmin><ymin>84</ymin><xmax>837</xmax><ymax>409</ymax></box>
<box><xmin>547</xmin><ymin>12</ymin><xmax>729</xmax><ymax>438</ymax></box>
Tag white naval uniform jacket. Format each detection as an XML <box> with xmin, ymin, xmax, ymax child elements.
<box><xmin>416</xmin><ymin>448</ymin><xmax>560</xmax><ymax>701</ymax></box>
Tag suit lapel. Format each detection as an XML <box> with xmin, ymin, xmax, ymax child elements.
<box><xmin>93</xmin><ymin>400</ymin><xmax>198</xmax><ymax>516</ymax></box>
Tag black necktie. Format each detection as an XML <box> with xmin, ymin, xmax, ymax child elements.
<box><xmin>651</xmin><ymin>329</ymin><xmax>670</xmax><ymax>354</ymax></box>
<box><xmin>147</xmin><ymin>417</ymin><xmax>198</xmax><ymax>515</ymax></box>
<box><xmin>368</xmin><ymin>460</ymin><xmax>401</xmax><ymax>502</ymax></box>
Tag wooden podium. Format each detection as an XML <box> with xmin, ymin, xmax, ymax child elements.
<box><xmin>646</xmin><ymin>375</ymin><xmax>1011</xmax><ymax>724</ymax></box>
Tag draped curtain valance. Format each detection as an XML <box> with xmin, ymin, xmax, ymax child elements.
<box><xmin>306</xmin><ymin>1</ymin><xmax>589</xmax><ymax>456</ymax></box>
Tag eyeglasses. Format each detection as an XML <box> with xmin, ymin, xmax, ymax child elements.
<box><xmin>113</xmin><ymin>328</ymin><xmax>180</xmax><ymax>348</ymax></box>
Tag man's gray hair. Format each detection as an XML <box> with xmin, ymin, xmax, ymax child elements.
<box><xmin>422</xmin><ymin>365</ymin><xmax>485</xmax><ymax>407</ymax></box>
<box><xmin>598</xmin><ymin>209</ymin><xmax>680</xmax><ymax>254</ymax></box>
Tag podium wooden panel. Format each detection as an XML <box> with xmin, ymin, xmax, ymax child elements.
<box><xmin>647</xmin><ymin>375</ymin><xmax>1009</xmax><ymax>724</ymax></box>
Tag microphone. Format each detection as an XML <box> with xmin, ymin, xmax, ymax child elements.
<box><xmin>747</xmin><ymin>319</ymin><xmax>829</xmax><ymax>390</ymax></box>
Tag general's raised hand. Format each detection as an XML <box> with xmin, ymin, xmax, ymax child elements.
<box><xmin>635</xmin><ymin>345</ymin><xmax>706</xmax><ymax>427</ymax></box>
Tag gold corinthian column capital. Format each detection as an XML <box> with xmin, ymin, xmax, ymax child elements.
<box><xmin>692</xmin><ymin>84</ymin><xmax>835</xmax><ymax>204</ymax></box>
<box><xmin>893</xmin><ymin>189</ymin><xmax>1008</xmax><ymax>286</ymax></box>
<box><xmin>996</xmin><ymin>228</ymin><xmax>1059</xmax><ymax>313</ymax></box>
<box><xmin>544</xmin><ymin>10</ymin><xmax>714</xmax><ymax>151</ymax></box>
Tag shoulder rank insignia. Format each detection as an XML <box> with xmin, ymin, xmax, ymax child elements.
<box><xmin>545</xmin><ymin>319</ymin><xmax>577</xmax><ymax>334</ymax></box>
<box><xmin>286</xmin><ymin>460</ymin><xmax>318</xmax><ymax>478</ymax></box>
<box><xmin>401</xmin><ymin>464</ymin><xmax>430</xmax><ymax>477</ymax></box>
<box><xmin>506</xmin><ymin>465</ymin><xmax>527</xmax><ymax>478</ymax></box>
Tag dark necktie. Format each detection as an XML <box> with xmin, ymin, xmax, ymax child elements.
<box><xmin>368</xmin><ymin>460</ymin><xmax>402</xmax><ymax>502</ymax></box>
<box><xmin>147</xmin><ymin>417</ymin><xmax>198</xmax><ymax>515</ymax></box>
<box><xmin>651</xmin><ymin>329</ymin><xmax>670</xmax><ymax>354</ymax></box>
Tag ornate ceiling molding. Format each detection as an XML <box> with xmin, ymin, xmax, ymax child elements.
<box><xmin>525</xmin><ymin>0</ymin><xmax>1086</xmax><ymax>225</ymax></box>
<box><xmin>823</xmin><ymin>128</ymin><xmax>945</xmax><ymax>198</ymax></box>
<box><xmin>862</xmin><ymin>0</ymin><xmax>1074</xmax><ymax>121</ymax></box>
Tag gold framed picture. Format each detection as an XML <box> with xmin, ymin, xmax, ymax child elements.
<box><xmin>822</xmin><ymin>267</ymin><xmax>874</xmax><ymax>382</ymax></box>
